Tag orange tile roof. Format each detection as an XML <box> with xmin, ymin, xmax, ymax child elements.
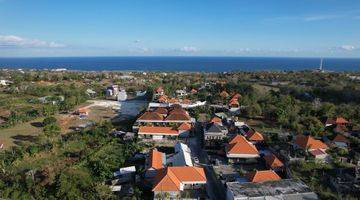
<box><xmin>326</xmin><ymin>117</ymin><xmax>349</xmax><ymax>125</ymax></box>
<box><xmin>138</xmin><ymin>111</ymin><xmax>163</xmax><ymax>121</ymax></box>
<box><xmin>246</xmin><ymin>170</ymin><xmax>281</xmax><ymax>183</ymax></box>
<box><xmin>169</xmin><ymin>108</ymin><xmax>188</xmax><ymax>115</ymax></box>
<box><xmin>294</xmin><ymin>135</ymin><xmax>328</xmax><ymax>150</ymax></box>
<box><xmin>139</xmin><ymin>126</ymin><xmax>179</xmax><ymax>135</ymax></box>
<box><xmin>149</xmin><ymin>149</ymin><xmax>165</xmax><ymax>170</ymax></box>
<box><xmin>309</xmin><ymin>148</ymin><xmax>327</xmax><ymax>156</ymax></box>
<box><xmin>210</xmin><ymin>117</ymin><xmax>222</xmax><ymax>123</ymax></box>
<box><xmin>247</xmin><ymin>130</ymin><xmax>264</xmax><ymax>141</ymax></box>
<box><xmin>168</xmin><ymin>98</ymin><xmax>180</xmax><ymax>104</ymax></box>
<box><xmin>178</xmin><ymin>122</ymin><xmax>191</xmax><ymax>130</ymax></box>
<box><xmin>227</xmin><ymin>135</ymin><xmax>259</xmax><ymax>155</ymax></box>
<box><xmin>154</xmin><ymin>107</ymin><xmax>168</xmax><ymax>115</ymax></box>
<box><xmin>152</xmin><ymin>167</ymin><xmax>206</xmax><ymax>192</ymax></box>
<box><xmin>165</xmin><ymin>113</ymin><xmax>191</xmax><ymax>121</ymax></box>
<box><xmin>158</xmin><ymin>95</ymin><xmax>168</xmax><ymax>103</ymax></box>
<box><xmin>264</xmin><ymin>154</ymin><xmax>284</xmax><ymax>169</ymax></box>
<box><xmin>335</xmin><ymin>117</ymin><xmax>349</xmax><ymax>124</ymax></box>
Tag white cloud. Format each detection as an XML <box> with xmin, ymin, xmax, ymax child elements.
<box><xmin>0</xmin><ymin>35</ymin><xmax>65</xmax><ymax>48</ymax></box>
<box><xmin>179</xmin><ymin>46</ymin><xmax>199</xmax><ymax>53</ymax></box>
<box><xmin>303</xmin><ymin>15</ymin><xmax>340</xmax><ymax>21</ymax></box>
<box><xmin>330</xmin><ymin>45</ymin><xmax>357</xmax><ymax>51</ymax></box>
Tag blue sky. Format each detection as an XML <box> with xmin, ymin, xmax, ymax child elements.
<box><xmin>0</xmin><ymin>0</ymin><xmax>360</xmax><ymax>57</ymax></box>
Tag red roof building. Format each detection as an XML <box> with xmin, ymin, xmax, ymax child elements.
<box><xmin>152</xmin><ymin>167</ymin><xmax>206</xmax><ymax>192</ymax></box>
<box><xmin>226</xmin><ymin>135</ymin><xmax>259</xmax><ymax>159</ymax></box>
<box><xmin>264</xmin><ymin>154</ymin><xmax>284</xmax><ymax>170</ymax></box>
<box><xmin>325</xmin><ymin>117</ymin><xmax>349</xmax><ymax>126</ymax></box>
<box><xmin>246</xmin><ymin>170</ymin><xmax>281</xmax><ymax>183</ymax></box>
<box><xmin>246</xmin><ymin>130</ymin><xmax>264</xmax><ymax>142</ymax></box>
<box><xmin>294</xmin><ymin>134</ymin><xmax>328</xmax><ymax>151</ymax></box>
<box><xmin>138</xmin><ymin>112</ymin><xmax>164</xmax><ymax>121</ymax></box>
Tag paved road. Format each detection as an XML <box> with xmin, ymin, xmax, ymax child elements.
<box><xmin>187</xmin><ymin>123</ymin><xmax>226</xmax><ymax>200</ymax></box>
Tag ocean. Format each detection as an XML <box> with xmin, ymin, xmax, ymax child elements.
<box><xmin>0</xmin><ymin>56</ymin><xmax>359</xmax><ymax>72</ymax></box>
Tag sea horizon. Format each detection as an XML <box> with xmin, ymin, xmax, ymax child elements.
<box><xmin>0</xmin><ymin>56</ymin><xmax>359</xmax><ymax>72</ymax></box>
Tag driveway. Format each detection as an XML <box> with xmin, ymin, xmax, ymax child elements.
<box><xmin>187</xmin><ymin>123</ymin><xmax>226</xmax><ymax>200</ymax></box>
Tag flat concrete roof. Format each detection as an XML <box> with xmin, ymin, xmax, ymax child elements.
<box><xmin>226</xmin><ymin>179</ymin><xmax>319</xmax><ymax>200</ymax></box>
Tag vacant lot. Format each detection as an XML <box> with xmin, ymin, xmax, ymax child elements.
<box><xmin>0</xmin><ymin>118</ymin><xmax>44</xmax><ymax>149</ymax></box>
<box><xmin>0</xmin><ymin>100</ymin><xmax>119</xmax><ymax>149</ymax></box>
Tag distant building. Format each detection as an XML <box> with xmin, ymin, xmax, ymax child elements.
<box><xmin>226</xmin><ymin>179</ymin><xmax>319</xmax><ymax>200</ymax></box>
<box><xmin>263</xmin><ymin>154</ymin><xmax>284</xmax><ymax>171</ymax></box>
<box><xmin>117</xmin><ymin>89</ymin><xmax>127</xmax><ymax>101</ymax></box>
<box><xmin>133</xmin><ymin>106</ymin><xmax>194</xmax><ymax>130</ymax></box>
<box><xmin>245</xmin><ymin>170</ymin><xmax>281</xmax><ymax>183</ymax></box>
<box><xmin>152</xmin><ymin>166</ymin><xmax>207</xmax><ymax>199</ymax></box>
<box><xmin>245</xmin><ymin>129</ymin><xmax>264</xmax><ymax>144</ymax></box>
<box><xmin>293</xmin><ymin>134</ymin><xmax>329</xmax><ymax>161</ymax></box>
<box><xmin>332</xmin><ymin>134</ymin><xmax>350</xmax><ymax>148</ymax></box>
<box><xmin>146</xmin><ymin>149</ymin><xmax>166</xmax><ymax>179</ymax></box>
<box><xmin>106</xmin><ymin>85</ymin><xmax>119</xmax><ymax>98</ymax></box>
<box><xmin>204</xmin><ymin>122</ymin><xmax>228</xmax><ymax>146</ymax></box>
<box><xmin>226</xmin><ymin>135</ymin><xmax>259</xmax><ymax>162</ymax></box>
<box><xmin>325</xmin><ymin>117</ymin><xmax>349</xmax><ymax>127</ymax></box>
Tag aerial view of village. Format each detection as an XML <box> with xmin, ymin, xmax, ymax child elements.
<box><xmin>1</xmin><ymin>0</ymin><xmax>360</xmax><ymax>199</ymax></box>
<box><xmin>0</xmin><ymin>69</ymin><xmax>359</xmax><ymax>200</ymax></box>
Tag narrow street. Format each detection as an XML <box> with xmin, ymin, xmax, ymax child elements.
<box><xmin>187</xmin><ymin>123</ymin><xmax>226</xmax><ymax>200</ymax></box>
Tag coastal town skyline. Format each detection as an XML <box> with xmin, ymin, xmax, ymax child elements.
<box><xmin>1</xmin><ymin>0</ymin><xmax>360</xmax><ymax>57</ymax></box>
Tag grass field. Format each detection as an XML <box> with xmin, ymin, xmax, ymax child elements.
<box><xmin>0</xmin><ymin>101</ymin><xmax>118</xmax><ymax>149</ymax></box>
<box><xmin>0</xmin><ymin>118</ymin><xmax>44</xmax><ymax>149</ymax></box>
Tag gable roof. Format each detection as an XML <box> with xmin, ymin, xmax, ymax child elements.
<box><xmin>157</xmin><ymin>95</ymin><xmax>168</xmax><ymax>103</ymax></box>
<box><xmin>152</xmin><ymin>167</ymin><xmax>206</xmax><ymax>191</ymax></box>
<box><xmin>178</xmin><ymin>122</ymin><xmax>191</xmax><ymax>130</ymax></box>
<box><xmin>149</xmin><ymin>149</ymin><xmax>165</xmax><ymax>170</ymax></box>
<box><xmin>294</xmin><ymin>135</ymin><xmax>328</xmax><ymax>150</ymax></box>
<box><xmin>332</xmin><ymin>134</ymin><xmax>349</xmax><ymax>144</ymax></box>
<box><xmin>326</xmin><ymin>117</ymin><xmax>349</xmax><ymax>125</ymax></box>
<box><xmin>165</xmin><ymin>112</ymin><xmax>191</xmax><ymax>121</ymax></box>
<box><xmin>154</xmin><ymin>107</ymin><xmax>168</xmax><ymax>115</ymax></box>
<box><xmin>205</xmin><ymin>122</ymin><xmax>224</xmax><ymax>133</ymax></box>
<box><xmin>210</xmin><ymin>116</ymin><xmax>222</xmax><ymax>123</ymax></box>
<box><xmin>138</xmin><ymin>111</ymin><xmax>163</xmax><ymax>121</ymax></box>
<box><xmin>247</xmin><ymin>130</ymin><xmax>264</xmax><ymax>141</ymax></box>
<box><xmin>227</xmin><ymin>135</ymin><xmax>259</xmax><ymax>155</ymax></box>
<box><xmin>309</xmin><ymin>148</ymin><xmax>327</xmax><ymax>156</ymax></box>
<box><xmin>139</xmin><ymin>126</ymin><xmax>179</xmax><ymax>135</ymax></box>
<box><xmin>264</xmin><ymin>154</ymin><xmax>284</xmax><ymax>169</ymax></box>
<box><xmin>246</xmin><ymin>170</ymin><xmax>281</xmax><ymax>183</ymax></box>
